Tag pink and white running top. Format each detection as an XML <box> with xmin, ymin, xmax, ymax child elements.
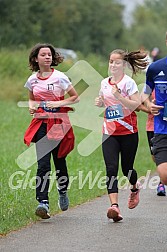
<box><xmin>99</xmin><ymin>74</ymin><xmax>139</xmax><ymax>135</ymax></box>
<box><xmin>24</xmin><ymin>68</ymin><xmax>72</xmax><ymax>101</ymax></box>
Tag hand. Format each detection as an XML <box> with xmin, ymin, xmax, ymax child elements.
<box><xmin>111</xmin><ymin>84</ymin><xmax>121</xmax><ymax>98</ymax></box>
<box><xmin>46</xmin><ymin>101</ymin><xmax>60</xmax><ymax>109</ymax></box>
<box><xmin>29</xmin><ymin>107</ymin><xmax>37</xmax><ymax>116</ymax></box>
<box><xmin>95</xmin><ymin>96</ymin><xmax>104</xmax><ymax>107</ymax></box>
<box><xmin>148</xmin><ymin>99</ymin><xmax>164</xmax><ymax>115</ymax></box>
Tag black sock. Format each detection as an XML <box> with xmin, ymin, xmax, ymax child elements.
<box><xmin>41</xmin><ymin>200</ymin><xmax>49</xmax><ymax>205</ymax></box>
<box><xmin>131</xmin><ymin>188</ymin><xmax>138</xmax><ymax>192</ymax></box>
<box><xmin>111</xmin><ymin>203</ymin><xmax>118</xmax><ymax>207</ymax></box>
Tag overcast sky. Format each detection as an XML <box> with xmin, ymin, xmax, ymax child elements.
<box><xmin>119</xmin><ymin>0</ymin><xmax>145</xmax><ymax>26</ymax></box>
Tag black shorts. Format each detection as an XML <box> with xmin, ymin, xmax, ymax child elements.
<box><xmin>151</xmin><ymin>134</ymin><xmax>167</xmax><ymax>166</ymax></box>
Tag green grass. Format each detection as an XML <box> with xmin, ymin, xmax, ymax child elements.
<box><xmin>0</xmin><ymin>100</ymin><xmax>107</xmax><ymax>234</ymax></box>
<box><xmin>0</xmin><ymin>50</ymin><xmax>155</xmax><ymax>235</ymax></box>
<box><xmin>0</xmin><ymin>100</ymin><xmax>155</xmax><ymax>235</ymax></box>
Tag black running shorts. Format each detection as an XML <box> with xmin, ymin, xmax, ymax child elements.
<box><xmin>151</xmin><ymin>134</ymin><xmax>167</xmax><ymax>166</ymax></box>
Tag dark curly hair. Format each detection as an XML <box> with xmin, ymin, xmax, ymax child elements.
<box><xmin>29</xmin><ymin>43</ymin><xmax>64</xmax><ymax>72</ymax></box>
<box><xmin>109</xmin><ymin>49</ymin><xmax>149</xmax><ymax>75</ymax></box>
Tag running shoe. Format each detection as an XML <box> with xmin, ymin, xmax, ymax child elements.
<box><xmin>157</xmin><ymin>183</ymin><xmax>166</xmax><ymax>196</ymax></box>
<box><xmin>35</xmin><ymin>201</ymin><xmax>50</xmax><ymax>219</ymax></box>
<box><xmin>58</xmin><ymin>192</ymin><xmax>69</xmax><ymax>211</ymax></box>
<box><xmin>107</xmin><ymin>205</ymin><xmax>123</xmax><ymax>222</ymax></box>
<box><xmin>128</xmin><ymin>182</ymin><xmax>141</xmax><ymax>209</ymax></box>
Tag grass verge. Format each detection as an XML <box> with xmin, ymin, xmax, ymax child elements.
<box><xmin>0</xmin><ymin>100</ymin><xmax>155</xmax><ymax>235</ymax></box>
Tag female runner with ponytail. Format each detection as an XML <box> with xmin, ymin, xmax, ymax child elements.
<box><xmin>95</xmin><ymin>49</ymin><xmax>148</xmax><ymax>222</ymax></box>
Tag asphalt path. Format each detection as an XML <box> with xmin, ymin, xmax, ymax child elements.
<box><xmin>1</xmin><ymin>186</ymin><xmax>167</xmax><ymax>252</ymax></box>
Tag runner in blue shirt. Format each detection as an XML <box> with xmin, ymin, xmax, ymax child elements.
<box><xmin>142</xmin><ymin>32</ymin><xmax>167</xmax><ymax>186</ymax></box>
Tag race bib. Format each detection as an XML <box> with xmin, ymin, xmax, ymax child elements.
<box><xmin>105</xmin><ymin>104</ymin><xmax>124</xmax><ymax>121</ymax></box>
<box><xmin>40</xmin><ymin>101</ymin><xmax>60</xmax><ymax>113</ymax></box>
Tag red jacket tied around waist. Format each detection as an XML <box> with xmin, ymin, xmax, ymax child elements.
<box><xmin>24</xmin><ymin>107</ymin><xmax>75</xmax><ymax>158</ymax></box>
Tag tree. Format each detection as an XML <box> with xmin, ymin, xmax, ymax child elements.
<box><xmin>128</xmin><ymin>0</ymin><xmax>167</xmax><ymax>56</ymax></box>
<box><xmin>0</xmin><ymin>0</ymin><xmax>126</xmax><ymax>56</ymax></box>
<box><xmin>0</xmin><ymin>0</ymin><xmax>32</xmax><ymax>47</ymax></box>
<box><xmin>36</xmin><ymin>0</ymin><xmax>125</xmax><ymax>55</ymax></box>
